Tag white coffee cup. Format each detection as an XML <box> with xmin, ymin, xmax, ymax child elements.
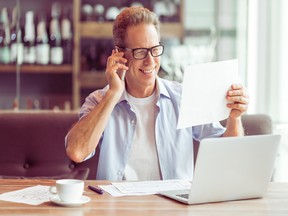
<box><xmin>50</xmin><ymin>179</ymin><xmax>84</xmax><ymax>203</ymax></box>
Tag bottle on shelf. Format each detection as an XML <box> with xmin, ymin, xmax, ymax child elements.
<box><xmin>36</xmin><ymin>13</ymin><xmax>50</xmax><ymax>65</ymax></box>
<box><xmin>10</xmin><ymin>6</ymin><xmax>24</xmax><ymax>65</ymax></box>
<box><xmin>84</xmin><ymin>40</ymin><xmax>98</xmax><ymax>71</ymax></box>
<box><xmin>0</xmin><ymin>7</ymin><xmax>11</xmax><ymax>64</ymax></box>
<box><xmin>98</xmin><ymin>39</ymin><xmax>114</xmax><ymax>70</ymax></box>
<box><xmin>50</xmin><ymin>2</ymin><xmax>63</xmax><ymax>65</ymax></box>
<box><xmin>13</xmin><ymin>98</ymin><xmax>19</xmax><ymax>111</ymax></box>
<box><xmin>61</xmin><ymin>6</ymin><xmax>73</xmax><ymax>64</ymax></box>
<box><xmin>23</xmin><ymin>11</ymin><xmax>36</xmax><ymax>64</ymax></box>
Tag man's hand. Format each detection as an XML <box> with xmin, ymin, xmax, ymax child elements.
<box><xmin>105</xmin><ymin>49</ymin><xmax>129</xmax><ymax>96</ymax></box>
<box><xmin>226</xmin><ymin>84</ymin><xmax>249</xmax><ymax>119</ymax></box>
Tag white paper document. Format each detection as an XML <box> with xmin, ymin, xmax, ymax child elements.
<box><xmin>99</xmin><ymin>180</ymin><xmax>191</xmax><ymax>197</ymax></box>
<box><xmin>177</xmin><ymin>59</ymin><xmax>239</xmax><ymax>129</ymax></box>
<box><xmin>0</xmin><ymin>185</ymin><xmax>52</xmax><ymax>205</ymax></box>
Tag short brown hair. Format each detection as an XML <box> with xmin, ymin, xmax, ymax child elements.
<box><xmin>113</xmin><ymin>6</ymin><xmax>160</xmax><ymax>47</ymax></box>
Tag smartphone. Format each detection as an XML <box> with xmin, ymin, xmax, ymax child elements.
<box><xmin>115</xmin><ymin>48</ymin><xmax>126</xmax><ymax>81</ymax></box>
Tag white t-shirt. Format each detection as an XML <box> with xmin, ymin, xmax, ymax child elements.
<box><xmin>123</xmin><ymin>91</ymin><xmax>161</xmax><ymax>180</ymax></box>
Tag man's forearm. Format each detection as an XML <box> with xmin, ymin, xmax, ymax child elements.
<box><xmin>222</xmin><ymin>116</ymin><xmax>244</xmax><ymax>137</ymax></box>
<box><xmin>66</xmin><ymin>90</ymin><xmax>120</xmax><ymax>162</ymax></box>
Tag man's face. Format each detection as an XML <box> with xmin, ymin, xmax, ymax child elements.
<box><xmin>123</xmin><ymin>23</ymin><xmax>161</xmax><ymax>97</ymax></box>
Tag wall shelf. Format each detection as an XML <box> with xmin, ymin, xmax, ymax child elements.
<box><xmin>0</xmin><ymin>65</ymin><xmax>72</xmax><ymax>74</ymax></box>
<box><xmin>78</xmin><ymin>72</ymin><xmax>107</xmax><ymax>89</ymax></box>
<box><xmin>80</xmin><ymin>22</ymin><xmax>113</xmax><ymax>39</ymax></box>
<box><xmin>0</xmin><ymin>0</ymin><xmax>184</xmax><ymax>110</ymax></box>
<box><xmin>80</xmin><ymin>22</ymin><xmax>184</xmax><ymax>39</ymax></box>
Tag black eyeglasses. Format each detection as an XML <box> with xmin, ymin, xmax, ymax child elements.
<box><xmin>117</xmin><ymin>44</ymin><xmax>164</xmax><ymax>60</ymax></box>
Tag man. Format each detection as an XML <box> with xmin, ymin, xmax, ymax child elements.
<box><xmin>66</xmin><ymin>7</ymin><xmax>249</xmax><ymax>181</ymax></box>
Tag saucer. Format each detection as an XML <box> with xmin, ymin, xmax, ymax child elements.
<box><xmin>50</xmin><ymin>195</ymin><xmax>91</xmax><ymax>207</ymax></box>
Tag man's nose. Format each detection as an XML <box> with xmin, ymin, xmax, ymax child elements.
<box><xmin>143</xmin><ymin>51</ymin><xmax>154</xmax><ymax>64</ymax></box>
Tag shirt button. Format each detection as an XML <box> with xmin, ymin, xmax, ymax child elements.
<box><xmin>23</xmin><ymin>163</ymin><xmax>30</xmax><ymax>169</ymax></box>
<box><xmin>131</xmin><ymin>120</ymin><xmax>135</xmax><ymax>125</ymax></box>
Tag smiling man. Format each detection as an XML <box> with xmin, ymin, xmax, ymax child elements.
<box><xmin>65</xmin><ymin>7</ymin><xmax>249</xmax><ymax>181</ymax></box>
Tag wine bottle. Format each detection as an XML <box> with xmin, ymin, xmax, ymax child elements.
<box><xmin>0</xmin><ymin>10</ymin><xmax>7</xmax><ymax>64</ymax></box>
<box><xmin>0</xmin><ymin>8</ymin><xmax>11</xmax><ymax>64</ymax></box>
<box><xmin>23</xmin><ymin>11</ymin><xmax>36</xmax><ymax>64</ymax></box>
<box><xmin>86</xmin><ymin>40</ymin><xmax>98</xmax><ymax>71</ymax></box>
<box><xmin>50</xmin><ymin>2</ymin><xmax>63</xmax><ymax>65</ymax></box>
<box><xmin>36</xmin><ymin>13</ymin><xmax>50</xmax><ymax>65</ymax></box>
<box><xmin>10</xmin><ymin>6</ymin><xmax>24</xmax><ymax>65</ymax></box>
<box><xmin>61</xmin><ymin>6</ymin><xmax>73</xmax><ymax>64</ymax></box>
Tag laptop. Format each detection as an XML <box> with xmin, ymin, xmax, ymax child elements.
<box><xmin>159</xmin><ymin>134</ymin><xmax>281</xmax><ymax>204</ymax></box>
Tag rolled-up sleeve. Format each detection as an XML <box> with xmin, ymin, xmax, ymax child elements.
<box><xmin>193</xmin><ymin>122</ymin><xmax>226</xmax><ymax>142</ymax></box>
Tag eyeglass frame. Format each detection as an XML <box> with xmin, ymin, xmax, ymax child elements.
<box><xmin>116</xmin><ymin>44</ymin><xmax>164</xmax><ymax>60</ymax></box>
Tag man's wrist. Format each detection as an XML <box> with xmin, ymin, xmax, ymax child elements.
<box><xmin>106</xmin><ymin>89</ymin><xmax>122</xmax><ymax>104</ymax></box>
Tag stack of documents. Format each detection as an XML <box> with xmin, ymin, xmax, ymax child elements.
<box><xmin>99</xmin><ymin>180</ymin><xmax>191</xmax><ymax>197</ymax></box>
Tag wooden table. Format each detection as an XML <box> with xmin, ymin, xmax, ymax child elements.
<box><xmin>1</xmin><ymin>179</ymin><xmax>288</xmax><ymax>215</ymax></box>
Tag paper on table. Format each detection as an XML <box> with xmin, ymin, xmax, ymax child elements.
<box><xmin>98</xmin><ymin>185</ymin><xmax>150</xmax><ymax>197</ymax></box>
<box><xmin>0</xmin><ymin>185</ymin><xmax>52</xmax><ymax>205</ymax></box>
<box><xmin>99</xmin><ymin>180</ymin><xmax>191</xmax><ymax>197</ymax></box>
<box><xmin>177</xmin><ymin>59</ymin><xmax>239</xmax><ymax>129</ymax></box>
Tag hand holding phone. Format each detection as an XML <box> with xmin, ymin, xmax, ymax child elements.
<box><xmin>115</xmin><ymin>48</ymin><xmax>127</xmax><ymax>81</ymax></box>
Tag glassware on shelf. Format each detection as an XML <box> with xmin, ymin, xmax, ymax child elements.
<box><xmin>105</xmin><ymin>6</ymin><xmax>120</xmax><ymax>21</ymax></box>
<box><xmin>153</xmin><ymin>0</ymin><xmax>179</xmax><ymax>22</ymax></box>
<box><xmin>130</xmin><ymin>2</ymin><xmax>144</xmax><ymax>7</ymax></box>
<box><xmin>81</xmin><ymin>3</ymin><xmax>94</xmax><ymax>21</ymax></box>
<box><xmin>50</xmin><ymin>2</ymin><xmax>63</xmax><ymax>65</ymax></box>
<box><xmin>23</xmin><ymin>11</ymin><xmax>36</xmax><ymax>64</ymax></box>
<box><xmin>81</xmin><ymin>39</ymin><xmax>114</xmax><ymax>72</ymax></box>
<box><xmin>94</xmin><ymin>4</ymin><xmax>105</xmax><ymax>22</ymax></box>
<box><xmin>61</xmin><ymin>6</ymin><xmax>73</xmax><ymax>64</ymax></box>
<box><xmin>10</xmin><ymin>6</ymin><xmax>24</xmax><ymax>65</ymax></box>
<box><xmin>36</xmin><ymin>13</ymin><xmax>50</xmax><ymax>65</ymax></box>
<box><xmin>0</xmin><ymin>7</ymin><xmax>11</xmax><ymax>64</ymax></box>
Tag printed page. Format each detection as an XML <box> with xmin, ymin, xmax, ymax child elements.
<box><xmin>99</xmin><ymin>180</ymin><xmax>191</xmax><ymax>197</ymax></box>
<box><xmin>0</xmin><ymin>185</ymin><xmax>52</xmax><ymax>205</ymax></box>
<box><xmin>177</xmin><ymin>59</ymin><xmax>239</xmax><ymax>129</ymax></box>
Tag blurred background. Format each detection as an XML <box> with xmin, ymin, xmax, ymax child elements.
<box><xmin>0</xmin><ymin>0</ymin><xmax>287</xmax><ymax>180</ymax></box>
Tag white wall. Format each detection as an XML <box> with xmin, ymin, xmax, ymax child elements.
<box><xmin>246</xmin><ymin>0</ymin><xmax>288</xmax><ymax>123</ymax></box>
<box><xmin>246</xmin><ymin>0</ymin><xmax>288</xmax><ymax>182</ymax></box>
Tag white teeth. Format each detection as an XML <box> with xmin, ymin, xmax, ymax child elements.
<box><xmin>142</xmin><ymin>69</ymin><xmax>153</xmax><ymax>74</ymax></box>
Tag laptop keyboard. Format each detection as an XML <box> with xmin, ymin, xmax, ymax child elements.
<box><xmin>176</xmin><ymin>193</ymin><xmax>189</xmax><ymax>199</ymax></box>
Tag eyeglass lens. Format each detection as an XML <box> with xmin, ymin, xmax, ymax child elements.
<box><xmin>133</xmin><ymin>45</ymin><xmax>163</xmax><ymax>59</ymax></box>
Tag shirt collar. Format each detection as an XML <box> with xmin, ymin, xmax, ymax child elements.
<box><xmin>157</xmin><ymin>77</ymin><xmax>170</xmax><ymax>99</ymax></box>
<box><xmin>117</xmin><ymin>76</ymin><xmax>171</xmax><ymax>104</ymax></box>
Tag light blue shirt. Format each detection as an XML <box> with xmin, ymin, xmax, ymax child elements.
<box><xmin>80</xmin><ymin>77</ymin><xmax>226</xmax><ymax>180</ymax></box>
